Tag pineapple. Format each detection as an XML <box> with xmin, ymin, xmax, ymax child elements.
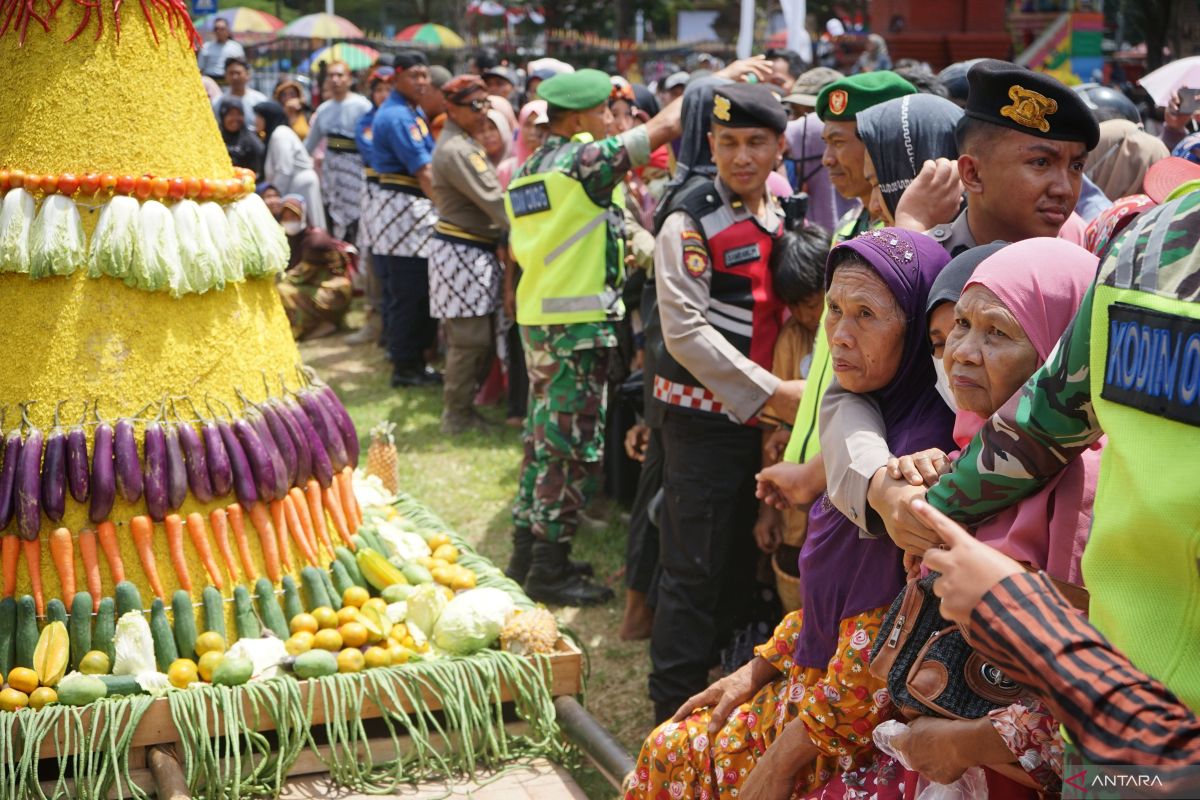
<box><xmin>500</xmin><ymin>608</ymin><xmax>559</xmax><ymax>656</ymax></box>
<box><xmin>366</xmin><ymin>421</ymin><xmax>400</xmax><ymax>495</ymax></box>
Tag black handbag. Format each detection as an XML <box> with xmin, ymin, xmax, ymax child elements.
<box><xmin>868</xmin><ymin>573</ymin><xmax>1035</xmax><ymax>720</ymax></box>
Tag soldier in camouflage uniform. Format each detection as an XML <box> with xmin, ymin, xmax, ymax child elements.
<box><xmin>505</xmin><ymin>62</ymin><xmax>771</xmax><ymax>606</ymax></box>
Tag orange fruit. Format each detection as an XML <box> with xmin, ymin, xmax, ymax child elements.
<box><xmin>285</xmin><ymin>632</ymin><xmax>315</xmax><ymax>655</ymax></box>
<box><xmin>387</xmin><ymin>644</ymin><xmax>410</xmax><ymax>665</ymax></box>
<box><xmin>198</xmin><ymin>651</ymin><xmax>224</xmax><ymax>682</ymax></box>
<box><xmin>289</xmin><ymin>613</ymin><xmax>319</xmax><ymax>635</ymax></box>
<box><xmin>335</xmin><ymin>606</ymin><xmax>360</xmax><ymax>626</ymax></box>
<box><xmin>195</xmin><ymin>632</ymin><xmax>226</xmax><ymax>657</ymax></box>
<box><xmin>427</xmin><ymin>533</ymin><xmax>451</xmax><ymax>550</ymax></box>
<box><xmin>338</xmin><ymin>621</ymin><xmax>368</xmax><ymax>649</ymax></box>
<box><xmin>7</xmin><ymin>667</ymin><xmax>38</xmax><ymax>695</ymax></box>
<box><xmin>0</xmin><ymin>688</ymin><xmax>29</xmax><ymax>711</ymax></box>
<box><xmin>28</xmin><ymin>687</ymin><xmax>57</xmax><ymax>710</ymax></box>
<box><xmin>168</xmin><ymin>659</ymin><xmax>199</xmax><ymax>689</ymax></box>
<box><xmin>432</xmin><ymin>544</ymin><xmax>459</xmax><ymax>564</ymax></box>
<box><xmin>313</xmin><ymin>628</ymin><xmax>344</xmax><ymax>652</ymax></box>
<box><xmin>336</xmin><ymin>648</ymin><xmax>365</xmax><ymax>673</ymax></box>
<box><xmin>79</xmin><ymin>650</ymin><xmax>111</xmax><ymax>675</ymax></box>
<box><xmin>311</xmin><ymin>606</ymin><xmax>339</xmax><ymax>629</ymax></box>
<box><xmin>362</xmin><ymin>598</ymin><xmax>389</xmax><ymax>616</ymax></box>
<box><xmin>342</xmin><ymin>586</ymin><xmax>370</xmax><ymax>609</ymax></box>
<box><xmin>363</xmin><ymin>647</ymin><xmax>391</xmax><ymax>669</ymax></box>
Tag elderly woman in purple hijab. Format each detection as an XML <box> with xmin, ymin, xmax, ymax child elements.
<box><xmin>626</xmin><ymin>228</ymin><xmax>951</xmax><ymax>800</ymax></box>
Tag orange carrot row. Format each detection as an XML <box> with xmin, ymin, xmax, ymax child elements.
<box><xmin>246</xmin><ymin>502</ymin><xmax>281</xmax><ymax>583</ymax></box>
<box><xmin>305</xmin><ymin>481</ymin><xmax>334</xmax><ymax>556</ymax></box>
<box><xmin>2</xmin><ymin>536</ymin><xmax>18</xmax><ymax>598</ymax></box>
<box><xmin>21</xmin><ymin>539</ymin><xmax>42</xmax><ymax>615</ymax></box>
<box><xmin>130</xmin><ymin>516</ymin><xmax>166</xmax><ymax>601</ymax></box>
<box><xmin>77</xmin><ymin>528</ymin><xmax>102</xmax><ymax>611</ymax></box>
<box><xmin>97</xmin><ymin>521</ymin><xmax>125</xmax><ymax>584</ymax></box>
<box><xmin>185</xmin><ymin>512</ymin><xmax>225</xmax><ymax>590</ymax></box>
<box><xmin>49</xmin><ymin>527</ymin><xmax>75</xmax><ymax>600</ymax></box>
<box><xmin>222</xmin><ymin>506</ymin><xmax>258</xmax><ymax>583</ymax></box>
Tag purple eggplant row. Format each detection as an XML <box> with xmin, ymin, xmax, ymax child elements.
<box><xmin>114</xmin><ymin>416</ymin><xmax>143</xmax><ymax>504</ymax></box>
<box><xmin>16</xmin><ymin>406</ymin><xmax>42</xmax><ymax>542</ymax></box>
<box><xmin>239</xmin><ymin>401</ymin><xmax>288</xmax><ymax>501</ymax></box>
<box><xmin>259</xmin><ymin>401</ymin><xmax>299</xmax><ymax>488</ymax></box>
<box><xmin>297</xmin><ymin>388</ymin><xmax>348</xmax><ymax>472</ymax></box>
<box><xmin>316</xmin><ymin>384</ymin><xmax>359</xmax><ymax>469</ymax></box>
<box><xmin>89</xmin><ymin>410</ymin><xmax>115</xmax><ymax>524</ymax></box>
<box><xmin>163</xmin><ymin>423</ymin><xmax>188</xmax><ymax>511</ymax></box>
<box><xmin>176</xmin><ymin>420</ymin><xmax>213</xmax><ymax>504</ymax></box>
<box><xmin>40</xmin><ymin>405</ymin><xmax>66</xmax><ymax>524</ymax></box>
<box><xmin>201</xmin><ymin>418</ymin><xmax>233</xmax><ymax>498</ymax></box>
<box><xmin>272</xmin><ymin>397</ymin><xmax>312</xmax><ymax>486</ymax></box>
<box><xmin>285</xmin><ymin>397</ymin><xmax>334</xmax><ymax>488</ymax></box>
<box><xmin>66</xmin><ymin>404</ymin><xmax>90</xmax><ymax>505</ymax></box>
<box><xmin>142</xmin><ymin>416</ymin><xmax>168</xmax><ymax>521</ymax></box>
<box><xmin>217</xmin><ymin>418</ymin><xmax>258</xmax><ymax>507</ymax></box>
<box><xmin>0</xmin><ymin>427</ymin><xmax>21</xmax><ymax>530</ymax></box>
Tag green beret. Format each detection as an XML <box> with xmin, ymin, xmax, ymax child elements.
<box><xmin>537</xmin><ymin>69</ymin><xmax>612</xmax><ymax>111</ymax></box>
<box><xmin>712</xmin><ymin>83</ymin><xmax>788</xmax><ymax>134</ymax></box>
<box><xmin>815</xmin><ymin>72</ymin><xmax>917</xmax><ymax>122</ymax></box>
<box><xmin>964</xmin><ymin>59</ymin><xmax>1100</xmax><ymax>150</ymax></box>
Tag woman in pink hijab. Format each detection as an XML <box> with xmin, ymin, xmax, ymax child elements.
<box><xmin>496</xmin><ymin>100</ymin><xmax>548</xmax><ymax>189</ymax></box>
<box><xmin>882</xmin><ymin>238</ymin><xmax>1104</xmax><ymax>798</ymax></box>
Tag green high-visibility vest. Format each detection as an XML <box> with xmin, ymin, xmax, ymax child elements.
<box><xmin>1089</xmin><ymin>279</ymin><xmax>1200</xmax><ymax>711</ymax></box>
<box><xmin>505</xmin><ymin>147</ymin><xmax>625</xmax><ymax>326</ymax></box>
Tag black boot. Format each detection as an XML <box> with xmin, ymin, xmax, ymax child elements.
<box><xmin>505</xmin><ymin>527</ymin><xmax>534</xmax><ymax>583</ymax></box>
<box><xmin>508</xmin><ymin>527</ymin><xmax>592</xmax><ymax>580</ymax></box>
<box><xmin>524</xmin><ymin>541</ymin><xmax>614</xmax><ymax>607</ymax></box>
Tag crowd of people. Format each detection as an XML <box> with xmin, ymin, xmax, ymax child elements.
<box><xmin>191</xmin><ymin>29</ymin><xmax>1200</xmax><ymax>797</ymax></box>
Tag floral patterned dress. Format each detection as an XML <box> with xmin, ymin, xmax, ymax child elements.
<box><xmin>625</xmin><ymin>608</ymin><xmax>907</xmax><ymax>800</ymax></box>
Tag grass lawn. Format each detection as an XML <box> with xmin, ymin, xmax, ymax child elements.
<box><xmin>301</xmin><ymin>329</ymin><xmax>655</xmax><ymax>800</ymax></box>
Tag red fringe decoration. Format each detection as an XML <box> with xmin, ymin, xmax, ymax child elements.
<box><xmin>1</xmin><ymin>0</ymin><xmax>199</xmax><ymax>48</ymax></box>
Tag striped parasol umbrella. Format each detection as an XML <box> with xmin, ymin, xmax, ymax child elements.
<box><xmin>279</xmin><ymin>12</ymin><xmax>365</xmax><ymax>38</ymax></box>
<box><xmin>394</xmin><ymin>23</ymin><xmax>465</xmax><ymax>48</ymax></box>
<box><xmin>193</xmin><ymin>7</ymin><xmax>284</xmax><ymax>33</ymax></box>
<box><xmin>300</xmin><ymin>42</ymin><xmax>380</xmax><ymax>73</ymax></box>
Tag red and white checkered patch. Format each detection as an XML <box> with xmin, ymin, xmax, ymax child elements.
<box><xmin>653</xmin><ymin>376</ymin><xmax>726</xmax><ymax>415</ymax></box>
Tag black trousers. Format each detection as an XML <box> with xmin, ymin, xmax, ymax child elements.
<box><xmin>506</xmin><ymin>321</ymin><xmax>528</xmax><ymax>419</ymax></box>
<box><xmin>624</xmin><ymin>425</ymin><xmax>662</xmax><ymax>596</ymax></box>
<box><xmin>649</xmin><ymin>409</ymin><xmax>761</xmax><ymax>719</ymax></box>
<box><xmin>373</xmin><ymin>253</ymin><xmax>437</xmax><ymax>367</ymax></box>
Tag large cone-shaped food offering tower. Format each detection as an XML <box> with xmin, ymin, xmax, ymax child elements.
<box><xmin>0</xmin><ymin>5</ymin><xmax>573</xmax><ymax>797</ymax></box>
<box><xmin>0</xmin><ymin>0</ymin><xmax>361</xmax><ymax>610</ymax></box>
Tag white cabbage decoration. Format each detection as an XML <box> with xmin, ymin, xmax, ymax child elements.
<box><xmin>88</xmin><ymin>195</ymin><xmax>140</xmax><ymax>281</ymax></box>
<box><xmin>0</xmin><ymin>187</ymin><xmax>284</xmax><ymax>293</ymax></box>
<box><xmin>29</xmin><ymin>194</ymin><xmax>86</xmax><ymax>278</ymax></box>
<box><xmin>432</xmin><ymin>588</ymin><xmax>515</xmax><ymax>655</ymax></box>
<box><xmin>138</xmin><ymin>200</ymin><xmax>190</xmax><ymax>296</ymax></box>
<box><xmin>172</xmin><ymin>199</ymin><xmax>221</xmax><ymax>293</ymax></box>
<box><xmin>227</xmin><ymin>193</ymin><xmax>288</xmax><ymax>278</ymax></box>
<box><xmin>112</xmin><ymin>611</ymin><xmax>158</xmax><ymax>677</ymax></box>
<box><xmin>0</xmin><ymin>188</ymin><xmax>34</xmax><ymax>274</ymax></box>
<box><xmin>203</xmin><ymin>199</ymin><xmax>245</xmax><ymax>284</ymax></box>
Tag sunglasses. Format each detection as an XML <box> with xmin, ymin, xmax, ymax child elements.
<box><xmin>454</xmin><ymin>98</ymin><xmax>490</xmax><ymax>112</ymax></box>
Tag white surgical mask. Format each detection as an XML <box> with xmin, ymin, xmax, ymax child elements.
<box><xmin>283</xmin><ymin>220</ymin><xmax>304</xmax><ymax>236</ymax></box>
<box><xmin>933</xmin><ymin>357</ymin><xmax>957</xmax><ymax>412</ymax></box>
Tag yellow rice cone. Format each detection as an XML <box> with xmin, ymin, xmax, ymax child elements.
<box><xmin>0</xmin><ymin>4</ymin><xmax>322</xmax><ymax>612</ymax></box>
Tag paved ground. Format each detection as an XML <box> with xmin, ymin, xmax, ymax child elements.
<box><xmin>281</xmin><ymin>759</ymin><xmax>588</xmax><ymax>799</ymax></box>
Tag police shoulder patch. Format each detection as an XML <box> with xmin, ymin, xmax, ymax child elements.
<box><xmin>409</xmin><ymin>124</ymin><xmax>424</xmax><ymax>143</ymax></box>
<box><xmin>1103</xmin><ymin>302</ymin><xmax>1200</xmax><ymax>427</ymax></box>
<box><xmin>681</xmin><ymin>231</ymin><xmax>710</xmax><ymax>278</ymax></box>
<box><xmin>468</xmin><ymin>152</ymin><xmax>489</xmax><ymax>173</ymax></box>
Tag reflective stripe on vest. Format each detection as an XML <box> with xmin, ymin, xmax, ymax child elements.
<box><xmin>506</xmin><ymin>165</ymin><xmax>625</xmax><ymax>326</ymax></box>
